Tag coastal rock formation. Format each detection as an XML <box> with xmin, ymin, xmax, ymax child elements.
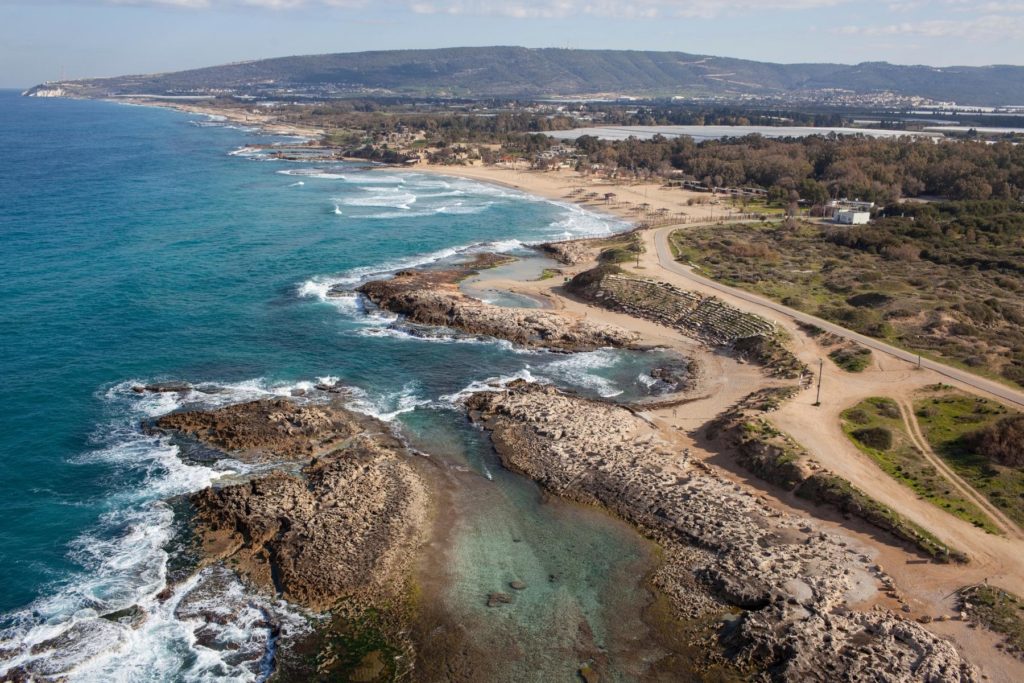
<box><xmin>153</xmin><ymin>397</ymin><xmax>369</xmax><ymax>462</ymax></box>
<box><xmin>191</xmin><ymin>437</ymin><xmax>426</xmax><ymax>612</ymax></box>
<box><xmin>465</xmin><ymin>382</ymin><xmax>977</xmax><ymax>681</ymax></box>
<box><xmin>359</xmin><ymin>260</ymin><xmax>641</xmax><ymax>352</ymax></box>
<box><xmin>158</xmin><ymin>398</ymin><xmax>427</xmax><ymax>613</ymax></box>
<box><xmin>538</xmin><ymin>240</ymin><xmax>593</xmax><ymax>265</ymax></box>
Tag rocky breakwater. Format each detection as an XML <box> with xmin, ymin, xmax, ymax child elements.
<box><xmin>358</xmin><ymin>257</ymin><xmax>641</xmax><ymax>351</ymax></box>
<box><xmin>152</xmin><ymin>396</ymin><xmax>428</xmax><ymax>678</ymax></box>
<box><xmin>464</xmin><ymin>382</ymin><xmax>977</xmax><ymax>681</ymax></box>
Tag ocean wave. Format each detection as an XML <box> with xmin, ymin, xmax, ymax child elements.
<box><xmin>297</xmin><ymin>238</ymin><xmax>531</xmax><ymax>297</ymax></box>
<box><xmin>0</xmin><ymin>375</ymin><xmax>328</xmax><ymax>679</ymax></box>
<box><xmin>275</xmin><ymin>168</ymin><xmax>346</xmax><ymax>180</ymax></box>
<box><xmin>544</xmin><ymin>202</ymin><xmax>626</xmax><ymax>240</ymax></box>
<box><xmin>438</xmin><ymin>368</ymin><xmax>544</xmax><ymax>406</ymax></box>
<box><xmin>355</xmin><ymin>325</ymin><xmax>528</xmax><ymax>353</ymax></box>
<box><xmin>539</xmin><ymin>350</ymin><xmax>624</xmax><ymax>398</ymax></box>
<box><xmin>228</xmin><ymin>146</ymin><xmax>265</xmax><ymax>158</ymax></box>
<box><xmin>346</xmin><ymin>383</ymin><xmax>432</xmax><ymax>422</ymax></box>
<box><xmin>636</xmin><ymin>372</ymin><xmax>660</xmax><ymax>390</ymax></box>
<box><xmin>342</xmin><ymin>191</ymin><xmax>418</xmax><ymax>210</ymax></box>
<box><xmin>336</xmin><ymin>174</ymin><xmax>406</xmax><ymax>185</ymax></box>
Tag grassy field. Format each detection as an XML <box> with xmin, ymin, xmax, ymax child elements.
<box><xmin>840</xmin><ymin>397</ymin><xmax>1000</xmax><ymax>533</ymax></box>
<box><xmin>913</xmin><ymin>386</ymin><xmax>1024</xmax><ymax>528</ymax></box>
<box><xmin>668</xmin><ymin>205</ymin><xmax>1024</xmax><ymax>389</ymax></box>
<box><xmin>958</xmin><ymin>584</ymin><xmax>1024</xmax><ymax>658</ymax></box>
<box><xmin>828</xmin><ymin>346</ymin><xmax>872</xmax><ymax>372</ymax></box>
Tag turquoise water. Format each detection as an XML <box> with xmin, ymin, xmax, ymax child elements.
<box><xmin>0</xmin><ymin>91</ymin><xmax>678</xmax><ymax>679</ymax></box>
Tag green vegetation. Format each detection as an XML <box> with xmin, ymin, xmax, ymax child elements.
<box><xmin>669</xmin><ymin>204</ymin><xmax>1024</xmax><ymax>388</ymax></box>
<box><xmin>597</xmin><ymin>233</ymin><xmax>644</xmax><ymax>265</ymax></box>
<box><xmin>277</xmin><ymin>607</ymin><xmax>409</xmax><ymax>682</ymax></box>
<box><xmin>913</xmin><ymin>387</ymin><xmax>1024</xmax><ymax>527</ymax></box>
<box><xmin>841</xmin><ymin>397</ymin><xmax>999</xmax><ymax>533</ymax></box>
<box><xmin>536</xmin><ymin>268</ymin><xmax>561</xmax><ymax>281</ymax></box>
<box><xmin>958</xmin><ymin>584</ymin><xmax>1024</xmax><ymax>658</ymax></box>
<box><xmin>966</xmin><ymin>414</ymin><xmax>1024</xmax><ymax>468</ymax></box>
<box><xmin>794</xmin><ymin>472</ymin><xmax>967</xmax><ymax>563</ymax></box>
<box><xmin>707</xmin><ymin>389</ymin><xmax>965</xmax><ymax>563</ymax></box>
<box><xmin>52</xmin><ymin>47</ymin><xmax>1024</xmax><ymax>107</ymax></box>
<box><xmin>828</xmin><ymin>345</ymin><xmax>872</xmax><ymax>372</ymax></box>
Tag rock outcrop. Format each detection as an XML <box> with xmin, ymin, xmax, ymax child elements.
<box><xmin>153</xmin><ymin>397</ymin><xmax>369</xmax><ymax>462</ymax></box>
<box><xmin>537</xmin><ymin>240</ymin><xmax>593</xmax><ymax>265</ymax></box>
<box><xmin>358</xmin><ymin>260</ymin><xmax>641</xmax><ymax>352</ymax></box>
<box><xmin>464</xmin><ymin>382</ymin><xmax>977</xmax><ymax>681</ymax></box>
<box><xmin>191</xmin><ymin>437</ymin><xmax>426</xmax><ymax>612</ymax></box>
<box><xmin>158</xmin><ymin>398</ymin><xmax>427</xmax><ymax>613</ymax></box>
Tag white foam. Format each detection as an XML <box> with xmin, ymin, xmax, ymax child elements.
<box><xmin>539</xmin><ymin>350</ymin><xmax>624</xmax><ymax>398</ymax></box>
<box><xmin>346</xmin><ymin>383</ymin><xmax>431</xmax><ymax>422</ymax></box>
<box><xmin>355</xmin><ymin>325</ymin><xmax>523</xmax><ymax>352</ymax></box>
<box><xmin>343</xmin><ymin>190</ymin><xmax>418</xmax><ymax>210</ymax></box>
<box><xmin>636</xmin><ymin>372</ymin><xmax>659</xmax><ymax>389</ymax></box>
<box><xmin>545</xmin><ymin>202</ymin><xmax>626</xmax><ymax>240</ymax></box>
<box><xmin>0</xmin><ymin>381</ymin><xmax>276</xmax><ymax>678</ymax></box>
<box><xmin>63</xmin><ymin>566</ymin><xmax>309</xmax><ymax>682</ymax></box>
<box><xmin>439</xmin><ymin>368</ymin><xmax>544</xmax><ymax>406</ymax></box>
<box><xmin>337</xmin><ymin>174</ymin><xmax>406</xmax><ymax>185</ymax></box>
<box><xmin>276</xmin><ymin>168</ymin><xmax>347</xmax><ymax>180</ymax></box>
<box><xmin>333</xmin><ymin>204</ymin><xmax>343</xmax><ymax>215</ymax></box>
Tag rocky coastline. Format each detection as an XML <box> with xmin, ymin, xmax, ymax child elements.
<box><xmin>154</xmin><ymin>395</ymin><xmax>428</xmax><ymax>679</ymax></box>
<box><xmin>357</xmin><ymin>257</ymin><xmax>643</xmax><ymax>352</ymax></box>
<box><xmin>464</xmin><ymin>381</ymin><xmax>978</xmax><ymax>681</ymax></box>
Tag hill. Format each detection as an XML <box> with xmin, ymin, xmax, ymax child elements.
<box><xmin>23</xmin><ymin>46</ymin><xmax>1024</xmax><ymax>106</ymax></box>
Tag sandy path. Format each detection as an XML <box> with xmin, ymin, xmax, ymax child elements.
<box><xmin>897</xmin><ymin>398</ymin><xmax>1023</xmax><ymax>539</ymax></box>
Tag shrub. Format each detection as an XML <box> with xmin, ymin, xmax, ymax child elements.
<box><xmin>847</xmin><ymin>292</ymin><xmax>893</xmax><ymax>308</ymax></box>
<box><xmin>964</xmin><ymin>415</ymin><xmax>1024</xmax><ymax>468</ymax></box>
<box><xmin>872</xmin><ymin>398</ymin><xmax>901</xmax><ymax>420</ymax></box>
<box><xmin>1002</xmin><ymin>362</ymin><xmax>1024</xmax><ymax>388</ymax></box>
<box><xmin>829</xmin><ymin>346</ymin><xmax>872</xmax><ymax>372</ymax></box>
<box><xmin>844</xmin><ymin>409</ymin><xmax>871</xmax><ymax>425</ymax></box>
<box><xmin>852</xmin><ymin>426</ymin><xmax>894</xmax><ymax>451</ymax></box>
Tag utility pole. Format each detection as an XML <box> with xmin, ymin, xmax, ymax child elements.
<box><xmin>814</xmin><ymin>358</ymin><xmax>824</xmax><ymax>406</ymax></box>
<box><xmin>917</xmin><ymin>354</ymin><xmax>922</xmax><ymax>370</ymax></box>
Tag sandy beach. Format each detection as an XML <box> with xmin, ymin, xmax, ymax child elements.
<box><xmin>411</xmin><ymin>161</ymin><xmax>728</xmax><ymax>225</ymax></box>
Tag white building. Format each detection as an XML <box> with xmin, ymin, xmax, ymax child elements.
<box><xmin>835</xmin><ymin>210</ymin><xmax>871</xmax><ymax>225</ymax></box>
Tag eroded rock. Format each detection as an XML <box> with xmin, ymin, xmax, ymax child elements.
<box><xmin>464</xmin><ymin>382</ymin><xmax>978</xmax><ymax>681</ymax></box>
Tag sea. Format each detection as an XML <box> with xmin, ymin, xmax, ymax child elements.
<box><xmin>0</xmin><ymin>91</ymin><xmax>684</xmax><ymax>680</ymax></box>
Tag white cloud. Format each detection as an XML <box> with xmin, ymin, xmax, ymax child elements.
<box><xmin>404</xmin><ymin>1</ymin><xmax>849</xmax><ymax>20</ymax></box>
<box><xmin>836</xmin><ymin>14</ymin><xmax>1024</xmax><ymax>39</ymax></box>
<box><xmin>72</xmin><ymin>0</ymin><xmax>847</xmax><ymax>17</ymax></box>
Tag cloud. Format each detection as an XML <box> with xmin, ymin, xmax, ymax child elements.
<box><xmin>410</xmin><ymin>1</ymin><xmax>848</xmax><ymax>20</ymax></box>
<box><xmin>836</xmin><ymin>14</ymin><xmax>1024</xmax><ymax>40</ymax></box>
<box><xmin>43</xmin><ymin>0</ymin><xmax>847</xmax><ymax>17</ymax></box>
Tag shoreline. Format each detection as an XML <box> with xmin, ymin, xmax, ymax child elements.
<box><xmin>24</xmin><ymin>97</ymin><xmax>1023</xmax><ymax>680</ymax></box>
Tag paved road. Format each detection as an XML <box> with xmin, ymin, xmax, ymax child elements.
<box><xmin>652</xmin><ymin>226</ymin><xmax>1024</xmax><ymax>409</ymax></box>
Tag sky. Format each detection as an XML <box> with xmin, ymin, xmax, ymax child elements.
<box><xmin>2</xmin><ymin>0</ymin><xmax>1023</xmax><ymax>88</ymax></box>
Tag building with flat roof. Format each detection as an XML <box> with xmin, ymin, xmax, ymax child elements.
<box><xmin>835</xmin><ymin>210</ymin><xmax>871</xmax><ymax>225</ymax></box>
